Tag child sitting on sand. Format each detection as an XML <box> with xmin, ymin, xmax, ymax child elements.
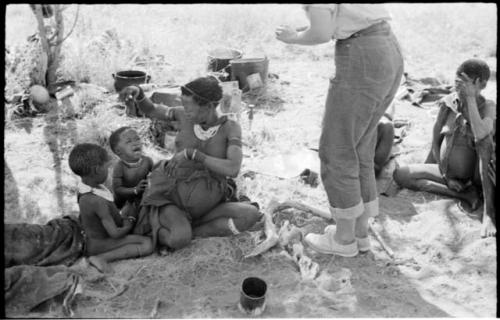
<box><xmin>375</xmin><ymin>113</ymin><xmax>396</xmax><ymax>178</ymax></box>
<box><xmin>69</xmin><ymin>143</ymin><xmax>153</xmax><ymax>273</ymax></box>
<box><xmin>109</xmin><ymin>127</ymin><xmax>154</xmax><ymax>209</ymax></box>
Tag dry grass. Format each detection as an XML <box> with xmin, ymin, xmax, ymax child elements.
<box><xmin>6</xmin><ymin>4</ymin><xmax>495</xmax><ymax>93</ymax></box>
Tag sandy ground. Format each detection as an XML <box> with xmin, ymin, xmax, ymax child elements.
<box><xmin>4</xmin><ymin>57</ymin><xmax>497</xmax><ymax>318</ymax></box>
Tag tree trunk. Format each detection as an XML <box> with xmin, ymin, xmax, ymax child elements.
<box><xmin>46</xmin><ymin>4</ymin><xmax>64</xmax><ymax>86</ymax></box>
<box><xmin>31</xmin><ymin>4</ymin><xmax>64</xmax><ymax>88</ymax></box>
<box><xmin>32</xmin><ymin>5</ymin><xmax>49</xmax><ymax>86</ymax></box>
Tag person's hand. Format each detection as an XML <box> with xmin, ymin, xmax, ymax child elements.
<box><xmin>456</xmin><ymin>72</ymin><xmax>481</xmax><ymax>98</ymax></box>
<box><xmin>121</xmin><ymin>202</ymin><xmax>138</xmax><ymax>220</ymax></box>
<box><xmin>165</xmin><ymin>150</ymin><xmax>187</xmax><ymax>176</ymax></box>
<box><xmin>447</xmin><ymin>178</ymin><xmax>468</xmax><ymax>192</ymax></box>
<box><xmin>119</xmin><ymin>86</ymin><xmax>140</xmax><ymax>103</ymax></box>
<box><xmin>275</xmin><ymin>25</ymin><xmax>298</xmax><ymax>44</ymax></box>
<box><xmin>134</xmin><ymin>179</ymin><xmax>148</xmax><ymax>195</ymax></box>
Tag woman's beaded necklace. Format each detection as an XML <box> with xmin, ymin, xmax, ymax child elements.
<box><xmin>193</xmin><ymin>123</ymin><xmax>222</xmax><ymax>141</ymax></box>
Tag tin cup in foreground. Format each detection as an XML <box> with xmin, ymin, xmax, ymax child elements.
<box><xmin>238</xmin><ymin>277</ymin><xmax>267</xmax><ymax>316</ymax></box>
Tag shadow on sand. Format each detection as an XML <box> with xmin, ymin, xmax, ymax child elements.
<box><xmin>42</xmin><ymin>101</ymin><xmax>79</xmax><ymax>215</ymax></box>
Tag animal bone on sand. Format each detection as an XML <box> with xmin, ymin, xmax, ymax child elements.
<box><xmin>244</xmin><ymin>203</ymin><xmax>279</xmax><ymax>259</ymax></box>
<box><xmin>278</xmin><ymin>220</ymin><xmax>303</xmax><ymax>247</ymax></box>
<box><xmin>290</xmin><ymin>242</ymin><xmax>319</xmax><ymax>281</ymax></box>
<box><xmin>271</xmin><ymin>200</ymin><xmax>333</xmax><ymax>220</ymax></box>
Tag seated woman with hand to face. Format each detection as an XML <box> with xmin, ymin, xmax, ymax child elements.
<box><xmin>120</xmin><ymin>77</ymin><xmax>260</xmax><ymax>251</ymax></box>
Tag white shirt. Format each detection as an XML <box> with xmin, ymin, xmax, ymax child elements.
<box><xmin>305</xmin><ymin>4</ymin><xmax>392</xmax><ymax>40</ymax></box>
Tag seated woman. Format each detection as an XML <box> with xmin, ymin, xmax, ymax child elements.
<box><xmin>120</xmin><ymin>77</ymin><xmax>260</xmax><ymax>251</ymax></box>
<box><xmin>394</xmin><ymin>59</ymin><xmax>496</xmax><ymax>236</ymax></box>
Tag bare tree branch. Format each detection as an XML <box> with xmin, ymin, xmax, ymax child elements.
<box><xmin>51</xmin><ymin>5</ymin><xmax>80</xmax><ymax>46</ymax></box>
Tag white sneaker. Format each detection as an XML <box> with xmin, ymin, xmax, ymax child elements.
<box><xmin>304</xmin><ymin>229</ymin><xmax>358</xmax><ymax>257</ymax></box>
<box><xmin>324</xmin><ymin>225</ymin><xmax>371</xmax><ymax>252</ymax></box>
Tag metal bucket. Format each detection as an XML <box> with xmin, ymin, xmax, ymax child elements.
<box><xmin>207</xmin><ymin>48</ymin><xmax>243</xmax><ymax>80</ymax></box>
<box><xmin>230</xmin><ymin>57</ymin><xmax>269</xmax><ymax>92</ymax></box>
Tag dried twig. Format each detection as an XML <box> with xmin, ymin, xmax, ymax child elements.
<box><xmin>52</xmin><ymin>5</ymin><xmax>80</xmax><ymax>46</ymax></box>
<box><xmin>150</xmin><ymin>298</ymin><xmax>161</xmax><ymax>318</ymax></box>
<box><xmin>368</xmin><ymin>222</ymin><xmax>395</xmax><ymax>258</ymax></box>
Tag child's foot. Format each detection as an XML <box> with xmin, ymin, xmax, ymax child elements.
<box><xmin>88</xmin><ymin>256</ymin><xmax>113</xmax><ymax>274</ymax></box>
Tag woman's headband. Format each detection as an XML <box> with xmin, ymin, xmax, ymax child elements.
<box><xmin>181</xmin><ymin>84</ymin><xmax>221</xmax><ymax>104</ymax></box>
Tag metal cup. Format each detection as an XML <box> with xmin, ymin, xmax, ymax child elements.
<box><xmin>238</xmin><ymin>277</ymin><xmax>267</xmax><ymax>316</ymax></box>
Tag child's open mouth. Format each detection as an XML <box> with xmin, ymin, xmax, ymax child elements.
<box><xmin>133</xmin><ymin>147</ymin><xmax>142</xmax><ymax>153</ymax></box>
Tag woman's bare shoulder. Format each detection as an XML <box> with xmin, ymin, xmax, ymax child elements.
<box><xmin>223</xmin><ymin>118</ymin><xmax>242</xmax><ymax>130</ymax></box>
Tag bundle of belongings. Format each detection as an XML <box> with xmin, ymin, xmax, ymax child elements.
<box><xmin>4</xmin><ymin>216</ymin><xmax>85</xmax><ymax>317</ymax></box>
<box><xmin>396</xmin><ymin>72</ymin><xmax>453</xmax><ymax>108</ymax></box>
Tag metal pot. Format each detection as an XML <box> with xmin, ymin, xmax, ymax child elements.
<box><xmin>112</xmin><ymin>70</ymin><xmax>151</xmax><ymax>93</ymax></box>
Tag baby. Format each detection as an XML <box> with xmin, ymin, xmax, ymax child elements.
<box><xmin>109</xmin><ymin>126</ymin><xmax>154</xmax><ymax>209</ymax></box>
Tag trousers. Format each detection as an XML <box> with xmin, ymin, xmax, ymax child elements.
<box><xmin>319</xmin><ymin>22</ymin><xmax>404</xmax><ymax>219</ymax></box>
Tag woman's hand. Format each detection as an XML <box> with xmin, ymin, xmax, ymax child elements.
<box><xmin>165</xmin><ymin>150</ymin><xmax>187</xmax><ymax>176</ymax></box>
<box><xmin>121</xmin><ymin>202</ymin><xmax>138</xmax><ymax>220</ymax></box>
<box><xmin>446</xmin><ymin>178</ymin><xmax>468</xmax><ymax>192</ymax></box>
<box><xmin>275</xmin><ymin>25</ymin><xmax>298</xmax><ymax>44</ymax></box>
<box><xmin>456</xmin><ymin>72</ymin><xmax>481</xmax><ymax>98</ymax></box>
<box><xmin>119</xmin><ymin>86</ymin><xmax>141</xmax><ymax>103</ymax></box>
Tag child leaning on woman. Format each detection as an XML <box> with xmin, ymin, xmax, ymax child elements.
<box><xmin>69</xmin><ymin>143</ymin><xmax>153</xmax><ymax>273</ymax></box>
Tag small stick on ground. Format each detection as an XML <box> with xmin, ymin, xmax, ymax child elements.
<box><xmin>368</xmin><ymin>222</ymin><xmax>395</xmax><ymax>259</ymax></box>
<box><xmin>150</xmin><ymin>298</ymin><xmax>161</xmax><ymax>318</ymax></box>
<box><xmin>128</xmin><ymin>265</ymin><xmax>146</xmax><ymax>280</ymax></box>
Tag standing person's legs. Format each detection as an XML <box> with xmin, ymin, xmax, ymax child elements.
<box><xmin>305</xmin><ymin>38</ymin><xmax>369</xmax><ymax>256</ymax></box>
<box><xmin>306</xmin><ymin>28</ymin><xmax>404</xmax><ymax>256</ymax></box>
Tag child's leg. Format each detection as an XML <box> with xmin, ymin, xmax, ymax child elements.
<box><xmin>88</xmin><ymin>235</ymin><xmax>153</xmax><ymax>272</ymax></box>
<box><xmin>192</xmin><ymin>202</ymin><xmax>260</xmax><ymax>238</ymax></box>
<box><xmin>394</xmin><ymin>163</ymin><xmax>479</xmax><ymax>205</ymax></box>
<box><xmin>374</xmin><ymin>120</ymin><xmax>395</xmax><ymax>177</ymax></box>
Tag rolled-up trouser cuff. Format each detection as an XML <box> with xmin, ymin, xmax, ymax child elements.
<box><xmin>364</xmin><ymin>198</ymin><xmax>379</xmax><ymax>217</ymax></box>
<box><xmin>329</xmin><ymin>200</ymin><xmax>364</xmax><ymax>220</ymax></box>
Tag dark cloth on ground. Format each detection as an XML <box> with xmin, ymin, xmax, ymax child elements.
<box><xmin>5</xmin><ymin>264</ymin><xmax>80</xmax><ymax>316</ymax></box>
<box><xmin>399</xmin><ymin>73</ymin><xmax>453</xmax><ymax>107</ymax></box>
<box><xmin>4</xmin><ymin>215</ymin><xmax>84</xmax><ymax>268</ymax></box>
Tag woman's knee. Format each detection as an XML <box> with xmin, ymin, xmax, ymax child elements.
<box><xmin>234</xmin><ymin>205</ymin><xmax>260</xmax><ymax>231</ymax></box>
<box><xmin>158</xmin><ymin>225</ymin><xmax>192</xmax><ymax>250</ymax></box>
<box><xmin>393</xmin><ymin>165</ymin><xmax>411</xmax><ymax>186</ymax></box>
